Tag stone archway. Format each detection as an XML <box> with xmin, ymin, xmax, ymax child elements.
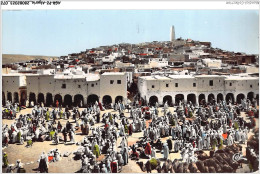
<box><xmin>29</xmin><ymin>93</ymin><xmax>36</xmax><ymax>106</ymax></box>
<box><xmin>175</xmin><ymin>94</ymin><xmax>184</xmax><ymax>105</ymax></box>
<box><xmin>54</xmin><ymin>94</ymin><xmax>62</xmax><ymax>107</ymax></box>
<box><xmin>74</xmin><ymin>94</ymin><xmax>84</xmax><ymax>107</ymax></box>
<box><xmin>226</xmin><ymin>93</ymin><xmax>234</xmax><ymax>104</ymax></box>
<box><xmin>149</xmin><ymin>96</ymin><xmax>158</xmax><ymax>106</ymax></box>
<box><xmin>217</xmin><ymin>93</ymin><xmax>223</xmax><ymax>103</ymax></box>
<box><xmin>103</xmin><ymin>95</ymin><xmax>112</xmax><ymax>106</ymax></box>
<box><xmin>7</xmin><ymin>92</ymin><xmax>12</xmax><ymax>103</ymax></box>
<box><xmin>87</xmin><ymin>94</ymin><xmax>99</xmax><ymax>105</ymax></box>
<box><xmin>247</xmin><ymin>92</ymin><xmax>254</xmax><ymax>102</ymax></box>
<box><xmin>14</xmin><ymin>92</ymin><xmax>19</xmax><ymax>103</ymax></box>
<box><xmin>187</xmin><ymin>93</ymin><xmax>196</xmax><ymax>104</ymax></box>
<box><xmin>208</xmin><ymin>93</ymin><xmax>215</xmax><ymax>104</ymax></box>
<box><xmin>64</xmin><ymin>94</ymin><xmax>73</xmax><ymax>107</ymax></box>
<box><xmin>37</xmin><ymin>93</ymin><xmax>45</xmax><ymax>105</ymax></box>
<box><xmin>46</xmin><ymin>93</ymin><xmax>53</xmax><ymax>107</ymax></box>
<box><xmin>20</xmin><ymin>91</ymin><xmax>27</xmax><ymax>106</ymax></box>
<box><xmin>163</xmin><ymin>95</ymin><xmax>173</xmax><ymax>106</ymax></box>
<box><xmin>236</xmin><ymin>93</ymin><xmax>245</xmax><ymax>104</ymax></box>
<box><xmin>198</xmin><ymin>94</ymin><xmax>205</xmax><ymax>105</ymax></box>
<box><xmin>115</xmin><ymin>96</ymin><xmax>123</xmax><ymax>104</ymax></box>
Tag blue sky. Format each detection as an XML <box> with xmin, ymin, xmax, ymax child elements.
<box><xmin>2</xmin><ymin>10</ymin><xmax>259</xmax><ymax>56</ymax></box>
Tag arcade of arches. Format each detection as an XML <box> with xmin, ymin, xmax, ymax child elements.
<box><xmin>2</xmin><ymin>91</ymin><xmax>258</xmax><ymax>107</ymax></box>
<box><xmin>147</xmin><ymin>92</ymin><xmax>258</xmax><ymax>106</ymax></box>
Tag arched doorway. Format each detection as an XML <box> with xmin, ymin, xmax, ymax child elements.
<box><xmin>14</xmin><ymin>92</ymin><xmax>19</xmax><ymax>103</ymax></box>
<box><xmin>187</xmin><ymin>94</ymin><xmax>196</xmax><ymax>104</ymax></box>
<box><xmin>54</xmin><ymin>94</ymin><xmax>62</xmax><ymax>107</ymax></box>
<box><xmin>198</xmin><ymin>94</ymin><xmax>205</xmax><ymax>105</ymax></box>
<box><xmin>115</xmin><ymin>96</ymin><xmax>123</xmax><ymax>104</ymax></box>
<box><xmin>102</xmin><ymin>95</ymin><xmax>112</xmax><ymax>106</ymax></box>
<box><xmin>208</xmin><ymin>93</ymin><xmax>215</xmax><ymax>104</ymax></box>
<box><xmin>7</xmin><ymin>92</ymin><xmax>12</xmax><ymax>103</ymax></box>
<box><xmin>37</xmin><ymin>93</ymin><xmax>45</xmax><ymax>105</ymax></box>
<box><xmin>87</xmin><ymin>94</ymin><xmax>99</xmax><ymax>105</ymax></box>
<box><xmin>46</xmin><ymin>93</ymin><xmax>53</xmax><ymax>107</ymax></box>
<box><xmin>163</xmin><ymin>95</ymin><xmax>173</xmax><ymax>106</ymax></box>
<box><xmin>256</xmin><ymin>94</ymin><xmax>259</xmax><ymax>106</ymax></box>
<box><xmin>247</xmin><ymin>92</ymin><xmax>254</xmax><ymax>102</ymax></box>
<box><xmin>20</xmin><ymin>91</ymin><xmax>27</xmax><ymax>106</ymax></box>
<box><xmin>217</xmin><ymin>93</ymin><xmax>223</xmax><ymax>103</ymax></box>
<box><xmin>226</xmin><ymin>93</ymin><xmax>234</xmax><ymax>104</ymax></box>
<box><xmin>175</xmin><ymin>94</ymin><xmax>184</xmax><ymax>105</ymax></box>
<box><xmin>29</xmin><ymin>93</ymin><xmax>36</xmax><ymax>105</ymax></box>
<box><xmin>74</xmin><ymin>94</ymin><xmax>84</xmax><ymax>107</ymax></box>
<box><xmin>2</xmin><ymin>92</ymin><xmax>6</xmax><ymax>106</ymax></box>
<box><xmin>64</xmin><ymin>94</ymin><xmax>72</xmax><ymax>107</ymax></box>
<box><xmin>236</xmin><ymin>93</ymin><xmax>245</xmax><ymax>104</ymax></box>
<box><xmin>149</xmin><ymin>96</ymin><xmax>158</xmax><ymax>106</ymax></box>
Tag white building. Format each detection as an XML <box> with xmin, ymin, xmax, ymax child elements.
<box><xmin>202</xmin><ymin>58</ymin><xmax>222</xmax><ymax>68</ymax></box>
<box><xmin>2</xmin><ymin>71</ymin><xmax>127</xmax><ymax>107</ymax></box>
<box><xmin>2</xmin><ymin>74</ymin><xmax>27</xmax><ymax>106</ymax></box>
<box><xmin>138</xmin><ymin>74</ymin><xmax>259</xmax><ymax>106</ymax></box>
<box><xmin>149</xmin><ymin>58</ymin><xmax>168</xmax><ymax>68</ymax></box>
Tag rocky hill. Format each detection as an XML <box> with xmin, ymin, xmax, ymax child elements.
<box><xmin>2</xmin><ymin>54</ymin><xmax>58</xmax><ymax>64</ymax></box>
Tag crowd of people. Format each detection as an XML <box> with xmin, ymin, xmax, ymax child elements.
<box><xmin>2</xmin><ymin>96</ymin><xmax>259</xmax><ymax>173</ymax></box>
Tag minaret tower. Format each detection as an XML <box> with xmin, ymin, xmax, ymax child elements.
<box><xmin>170</xmin><ymin>26</ymin><xmax>175</xmax><ymax>42</ymax></box>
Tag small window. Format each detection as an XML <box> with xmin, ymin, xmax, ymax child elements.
<box><xmin>250</xmin><ymin>85</ymin><xmax>252</xmax><ymax>88</ymax></box>
<box><xmin>229</xmin><ymin>83</ymin><xmax>232</xmax><ymax>86</ymax></box>
<box><xmin>117</xmin><ymin>80</ymin><xmax>121</xmax><ymax>84</ymax></box>
<box><xmin>209</xmin><ymin>80</ymin><xmax>213</xmax><ymax>86</ymax></box>
<box><xmin>152</xmin><ymin>85</ymin><xmax>155</xmax><ymax>88</ymax></box>
<box><xmin>110</xmin><ymin>80</ymin><xmax>114</xmax><ymax>84</ymax></box>
<box><xmin>49</xmin><ymin>82</ymin><xmax>51</xmax><ymax>84</ymax></box>
<box><xmin>78</xmin><ymin>85</ymin><xmax>81</xmax><ymax>88</ymax></box>
<box><xmin>166</xmin><ymin>84</ymin><xmax>169</xmax><ymax>87</ymax></box>
<box><xmin>175</xmin><ymin>83</ymin><xmax>178</xmax><ymax>87</ymax></box>
<box><xmin>13</xmin><ymin>81</ymin><xmax>14</xmax><ymax>82</ymax></box>
<box><xmin>193</xmin><ymin>83</ymin><xmax>196</xmax><ymax>87</ymax></box>
<box><xmin>62</xmin><ymin>84</ymin><xmax>66</xmax><ymax>88</ymax></box>
<box><xmin>91</xmin><ymin>84</ymin><xmax>94</xmax><ymax>87</ymax></box>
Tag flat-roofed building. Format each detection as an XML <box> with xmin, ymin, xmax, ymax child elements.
<box><xmin>3</xmin><ymin>70</ymin><xmax>127</xmax><ymax>107</ymax></box>
<box><xmin>138</xmin><ymin>74</ymin><xmax>259</xmax><ymax>106</ymax></box>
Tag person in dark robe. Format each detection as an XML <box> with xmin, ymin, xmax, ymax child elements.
<box><xmin>129</xmin><ymin>124</ymin><xmax>133</xmax><ymax>136</ymax></box>
<box><xmin>167</xmin><ymin>138</ymin><xmax>173</xmax><ymax>151</ymax></box>
<box><xmin>52</xmin><ymin>109</ymin><xmax>57</xmax><ymax>124</ymax></box>
<box><xmin>57</xmin><ymin>121</ymin><xmax>62</xmax><ymax>133</ymax></box>
<box><xmin>96</xmin><ymin>113</ymin><xmax>100</xmax><ymax>123</ymax></box>
<box><xmin>62</xmin><ymin>127</ymin><xmax>67</xmax><ymax>144</ymax></box>
<box><xmin>66</xmin><ymin>121</ymin><xmax>71</xmax><ymax>131</ymax></box>
<box><xmin>39</xmin><ymin>157</ymin><xmax>48</xmax><ymax>173</ymax></box>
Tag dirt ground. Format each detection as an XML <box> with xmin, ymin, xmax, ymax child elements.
<box><xmin>2</xmin><ymin>106</ymin><xmax>258</xmax><ymax>173</ymax></box>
